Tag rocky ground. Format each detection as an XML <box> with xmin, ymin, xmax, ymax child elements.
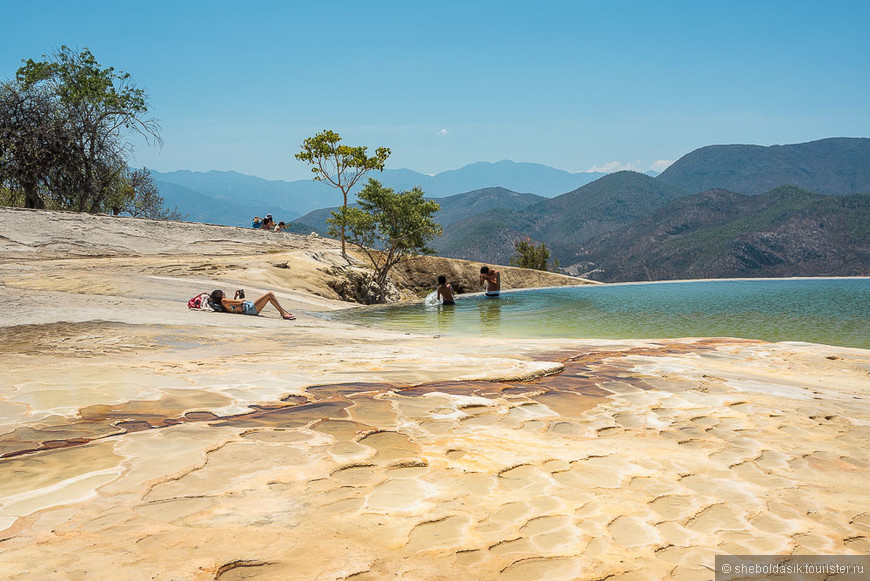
<box><xmin>1</xmin><ymin>207</ymin><xmax>868</xmax><ymax>580</ymax></box>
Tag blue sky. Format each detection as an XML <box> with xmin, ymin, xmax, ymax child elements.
<box><xmin>2</xmin><ymin>0</ymin><xmax>868</xmax><ymax>180</ymax></box>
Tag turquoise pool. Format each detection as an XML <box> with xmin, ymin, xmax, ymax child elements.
<box><xmin>327</xmin><ymin>278</ymin><xmax>870</xmax><ymax>349</ymax></box>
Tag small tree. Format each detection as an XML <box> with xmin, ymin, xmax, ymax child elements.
<box><xmin>17</xmin><ymin>46</ymin><xmax>162</xmax><ymax>213</ymax></box>
<box><xmin>1</xmin><ymin>46</ymin><xmax>165</xmax><ymax>215</ymax></box>
<box><xmin>511</xmin><ymin>238</ymin><xmax>558</xmax><ymax>271</ymax></box>
<box><xmin>328</xmin><ymin>179</ymin><xmax>442</xmax><ymax>303</ymax></box>
<box><xmin>295</xmin><ymin>130</ymin><xmax>390</xmax><ymax>256</ymax></box>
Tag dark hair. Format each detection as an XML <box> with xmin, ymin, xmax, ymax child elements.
<box><xmin>210</xmin><ymin>290</ymin><xmax>225</xmax><ymax>302</ymax></box>
<box><xmin>438</xmin><ymin>275</ymin><xmax>447</xmax><ymax>285</ymax></box>
<box><xmin>480</xmin><ymin>266</ymin><xmax>489</xmax><ymax>274</ymax></box>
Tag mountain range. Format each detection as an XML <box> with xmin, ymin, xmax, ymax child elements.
<box><xmin>154</xmin><ymin>137</ymin><xmax>870</xmax><ymax>281</ymax></box>
<box><xmin>152</xmin><ymin>161</ymin><xmax>607</xmax><ymax>227</ymax></box>
<box><xmin>430</xmin><ymin>138</ymin><xmax>870</xmax><ymax>277</ymax></box>
<box><xmin>578</xmin><ymin>186</ymin><xmax>870</xmax><ymax>281</ymax></box>
<box><xmin>291</xmin><ymin>186</ymin><xmax>546</xmax><ymax>238</ymax></box>
<box><xmin>657</xmin><ymin>137</ymin><xmax>870</xmax><ymax>195</ymax></box>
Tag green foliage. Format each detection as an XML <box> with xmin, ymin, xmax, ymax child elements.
<box><xmin>17</xmin><ymin>47</ymin><xmax>150</xmax><ymax>121</ymax></box>
<box><xmin>0</xmin><ymin>184</ymin><xmax>22</xmax><ymax>206</ymax></box>
<box><xmin>657</xmin><ymin>138</ymin><xmax>870</xmax><ymax>196</ymax></box>
<box><xmin>327</xmin><ymin>179</ymin><xmax>442</xmax><ymax>302</ymax></box>
<box><xmin>0</xmin><ymin>46</ymin><xmax>164</xmax><ymax>215</ymax></box>
<box><xmin>659</xmin><ymin>185</ymin><xmax>823</xmax><ymax>261</ymax></box>
<box><xmin>511</xmin><ymin>238</ymin><xmax>557</xmax><ymax>271</ymax></box>
<box><xmin>838</xmin><ymin>195</ymin><xmax>870</xmax><ymax>241</ymax></box>
<box><xmin>295</xmin><ymin>130</ymin><xmax>390</xmax><ymax>255</ymax></box>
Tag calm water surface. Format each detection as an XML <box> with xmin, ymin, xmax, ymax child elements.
<box><xmin>327</xmin><ymin>278</ymin><xmax>870</xmax><ymax>349</ymax></box>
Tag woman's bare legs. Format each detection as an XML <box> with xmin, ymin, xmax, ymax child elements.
<box><xmin>253</xmin><ymin>292</ymin><xmax>295</xmax><ymax>319</ymax></box>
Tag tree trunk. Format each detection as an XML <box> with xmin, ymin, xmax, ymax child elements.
<box><xmin>340</xmin><ymin>191</ymin><xmax>348</xmax><ymax>257</ymax></box>
<box><xmin>22</xmin><ymin>179</ymin><xmax>44</xmax><ymax>209</ymax></box>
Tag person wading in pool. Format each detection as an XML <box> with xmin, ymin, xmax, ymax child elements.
<box><xmin>479</xmin><ymin>266</ymin><xmax>500</xmax><ymax>298</ymax></box>
<box><xmin>436</xmin><ymin>275</ymin><xmax>456</xmax><ymax>305</ymax></box>
<box><xmin>209</xmin><ymin>289</ymin><xmax>296</xmax><ymax>320</ymax></box>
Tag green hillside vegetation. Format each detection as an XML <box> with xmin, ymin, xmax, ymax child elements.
<box><xmin>293</xmin><ymin>186</ymin><xmax>547</xmax><ymax>261</ymax></box>
<box><xmin>433</xmin><ymin>217</ymin><xmax>535</xmax><ymax>264</ymax></box>
<box><xmin>434</xmin><ymin>187</ymin><xmax>544</xmax><ymax>226</ymax></box>
<box><xmin>657</xmin><ymin>137</ymin><xmax>870</xmax><ymax>195</ymax></box>
<box><xmin>580</xmin><ymin>186</ymin><xmax>870</xmax><ymax>281</ymax></box>
<box><xmin>525</xmin><ymin>171</ymin><xmax>689</xmax><ymax>250</ymax></box>
<box><xmin>437</xmin><ymin>171</ymin><xmax>690</xmax><ymax>266</ymax></box>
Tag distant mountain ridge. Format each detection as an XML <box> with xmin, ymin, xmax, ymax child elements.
<box><xmin>657</xmin><ymin>137</ymin><xmax>870</xmax><ymax>195</ymax></box>
<box><xmin>432</xmin><ymin>171</ymin><xmax>690</xmax><ymax>265</ymax></box>
<box><xmin>292</xmin><ymin>186</ymin><xmax>547</xmax><ymax>238</ymax></box>
<box><xmin>152</xmin><ymin>161</ymin><xmax>604</xmax><ymax>226</ymax></box>
<box><xmin>151</xmin><ymin>136</ymin><xmax>870</xmax><ymax>281</ymax></box>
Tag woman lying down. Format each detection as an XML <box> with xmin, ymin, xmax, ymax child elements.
<box><xmin>209</xmin><ymin>290</ymin><xmax>296</xmax><ymax>320</ymax></box>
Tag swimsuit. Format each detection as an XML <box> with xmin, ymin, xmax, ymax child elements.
<box><xmin>484</xmin><ymin>291</ymin><xmax>500</xmax><ymax>298</ymax></box>
<box><xmin>241</xmin><ymin>300</ymin><xmax>258</xmax><ymax>315</ymax></box>
<box><xmin>442</xmin><ymin>301</ymin><xmax>455</xmax><ymax>306</ymax></box>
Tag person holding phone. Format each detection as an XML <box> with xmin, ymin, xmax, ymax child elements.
<box><xmin>208</xmin><ymin>289</ymin><xmax>295</xmax><ymax>320</ymax></box>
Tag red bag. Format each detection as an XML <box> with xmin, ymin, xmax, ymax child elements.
<box><xmin>188</xmin><ymin>292</ymin><xmax>211</xmax><ymax>310</ymax></box>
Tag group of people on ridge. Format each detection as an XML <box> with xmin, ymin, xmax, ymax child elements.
<box><xmin>252</xmin><ymin>213</ymin><xmax>287</xmax><ymax>232</ymax></box>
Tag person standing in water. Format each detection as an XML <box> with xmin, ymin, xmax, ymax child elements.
<box><xmin>479</xmin><ymin>266</ymin><xmax>500</xmax><ymax>298</ymax></box>
<box><xmin>436</xmin><ymin>275</ymin><xmax>456</xmax><ymax>305</ymax></box>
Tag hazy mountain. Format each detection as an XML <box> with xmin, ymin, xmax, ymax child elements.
<box><xmin>578</xmin><ymin>186</ymin><xmax>870</xmax><ymax>281</ymax></box>
<box><xmin>151</xmin><ymin>161</ymin><xmax>600</xmax><ymax>226</ymax></box>
<box><xmin>521</xmin><ymin>171</ymin><xmax>690</xmax><ymax>254</ymax></box>
<box><xmin>293</xmin><ymin>186</ymin><xmax>546</xmax><ymax>239</ymax></box>
<box><xmin>152</xmin><ymin>179</ymin><xmax>283</xmax><ymax>227</ymax></box>
<box><xmin>149</xmin><ymin>137</ymin><xmax>870</xmax><ymax>282</ymax></box>
<box><xmin>657</xmin><ymin>137</ymin><xmax>870</xmax><ymax>195</ymax></box>
<box><xmin>425</xmin><ymin>161</ymin><xmax>604</xmax><ymax>197</ymax></box>
<box><xmin>433</xmin><ymin>187</ymin><xmax>545</xmax><ymax>226</ymax></box>
<box><xmin>151</xmin><ymin>170</ymin><xmax>312</xmax><ymax>223</ymax></box>
<box><xmin>432</xmin><ymin>217</ymin><xmax>535</xmax><ymax>265</ymax></box>
<box><xmin>431</xmin><ymin>171</ymin><xmax>691</xmax><ymax>266</ymax></box>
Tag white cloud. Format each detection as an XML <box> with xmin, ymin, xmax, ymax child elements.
<box><xmin>437</xmin><ymin>128</ymin><xmax>449</xmax><ymax>136</ymax></box>
<box><xmin>650</xmin><ymin>159</ymin><xmax>675</xmax><ymax>172</ymax></box>
<box><xmin>584</xmin><ymin>160</ymin><xmax>639</xmax><ymax>173</ymax></box>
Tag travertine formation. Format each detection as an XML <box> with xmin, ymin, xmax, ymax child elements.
<box><xmin>1</xmin><ymin>208</ymin><xmax>868</xmax><ymax>580</ymax></box>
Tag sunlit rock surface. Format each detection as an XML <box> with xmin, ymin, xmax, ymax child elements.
<box><xmin>1</xmin><ymin>208</ymin><xmax>869</xmax><ymax>580</ymax></box>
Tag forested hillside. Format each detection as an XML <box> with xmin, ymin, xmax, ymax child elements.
<box><xmin>657</xmin><ymin>138</ymin><xmax>870</xmax><ymax>195</ymax></box>
<box><xmin>577</xmin><ymin>187</ymin><xmax>870</xmax><ymax>281</ymax></box>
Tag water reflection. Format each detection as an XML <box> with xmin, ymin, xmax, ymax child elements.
<box><xmin>478</xmin><ymin>298</ymin><xmax>502</xmax><ymax>334</ymax></box>
<box><xmin>436</xmin><ymin>303</ymin><xmax>456</xmax><ymax>334</ymax></box>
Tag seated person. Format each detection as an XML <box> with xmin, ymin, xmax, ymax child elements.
<box><xmin>252</xmin><ymin>216</ymin><xmax>261</xmax><ymax>229</ymax></box>
<box><xmin>274</xmin><ymin>221</ymin><xmax>286</xmax><ymax>232</ymax></box>
<box><xmin>209</xmin><ymin>289</ymin><xmax>295</xmax><ymax>320</ymax></box>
